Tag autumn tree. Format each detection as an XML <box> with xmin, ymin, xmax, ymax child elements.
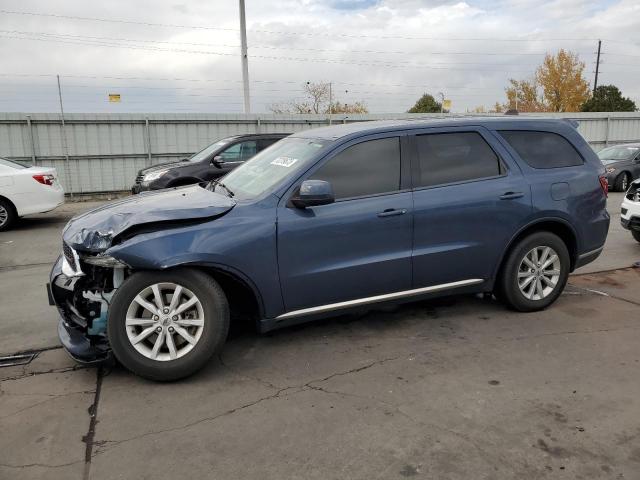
<box><xmin>408</xmin><ymin>93</ymin><xmax>444</xmax><ymax>113</ymax></box>
<box><xmin>268</xmin><ymin>82</ymin><xmax>368</xmax><ymax>114</ymax></box>
<box><xmin>581</xmin><ymin>85</ymin><xmax>637</xmax><ymax>112</ymax></box>
<box><xmin>536</xmin><ymin>49</ymin><xmax>590</xmax><ymax>112</ymax></box>
<box><xmin>504</xmin><ymin>78</ymin><xmax>546</xmax><ymax>112</ymax></box>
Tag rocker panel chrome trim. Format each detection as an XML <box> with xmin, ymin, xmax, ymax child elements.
<box><xmin>276</xmin><ymin>278</ymin><xmax>484</xmax><ymax>321</ymax></box>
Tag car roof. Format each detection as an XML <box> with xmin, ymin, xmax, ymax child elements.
<box><xmin>224</xmin><ymin>133</ymin><xmax>290</xmax><ymax>140</ymax></box>
<box><xmin>290</xmin><ymin>117</ymin><xmax>579</xmax><ymax>141</ymax></box>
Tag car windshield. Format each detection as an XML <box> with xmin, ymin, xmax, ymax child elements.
<box><xmin>215</xmin><ymin>137</ymin><xmax>328</xmax><ymax>199</ymax></box>
<box><xmin>0</xmin><ymin>158</ymin><xmax>29</xmax><ymax>169</ymax></box>
<box><xmin>188</xmin><ymin>137</ymin><xmax>238</xmax><ymax>163</ymax></box>
<box><xmin>598</xmin><ymin>146</ymin><xmax>639</xmax><ymax>164</ymax></box>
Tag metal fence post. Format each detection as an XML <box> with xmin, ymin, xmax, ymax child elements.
<box><xmin>257</xmin><ymin>117</ymin><xmax>261</xmax><ymax>133</ymax></box>
<box><xmin>605</xmin><ymin>116</ymin><xmax>610</xmax><ymax>147</ymax></box>
<box><xmin>145</xmin><ymin>117</ymin><xmax>152</xmax><ymax>166</ymax></box>
<box><xmin>25</xmin><ymin>115</ymin><xmax>37</xmax><ymax>165</ymax></box>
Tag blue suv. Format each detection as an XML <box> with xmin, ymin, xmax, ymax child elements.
<box><xmin>49</xmin><ymin>118</ymin><xmax>609</xmax><ymax>380</ymax></box>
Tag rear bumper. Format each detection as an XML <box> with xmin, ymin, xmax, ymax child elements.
<box><xmin>48</xmin><ymin>256</ymin><xmax>112</xmax><ymax>364</ymax></box>
<box><xmin>574</xmin><ymin>245</ymin><xmax>605</xmax><ymax>269</ymax></box>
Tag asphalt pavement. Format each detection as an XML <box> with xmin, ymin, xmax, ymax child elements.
<box><xmin>0</xmin><ymin>192</ymin><xmax>639</xmax><ymax>480</ymax></box>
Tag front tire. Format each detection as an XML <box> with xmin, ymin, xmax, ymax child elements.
<box><xmin>614</xmin><ymin>172</ymin><xmax>630</xmax><ymax>192</ymax></box>
<box><xmin>496</xmin><ymin>232</ymin><xmax>570</xmax><ymax>312</ymax></box>
<box><xmin>108</xmin><ymin>269</ymin><xmax>229</xmax><ymax>381</ymax></box>
<box><xmin>632</xmin><ymin>230</ymin><xmax>640</xmax><ymax>243</ymax></box>
<box><xmin>0</xmin><ymin>198</ymin><xmax>17</xmax><ymax>232</ymax></box>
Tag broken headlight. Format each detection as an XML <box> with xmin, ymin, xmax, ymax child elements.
<box><xmin>81</xmin><ymin>254</ymin><xmax>128</xmax><ymax>268</ymax></box>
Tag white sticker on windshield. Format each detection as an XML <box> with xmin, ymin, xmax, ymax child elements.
<box><xmin>271</xmin><ymin>156</ymin><xmax>298</xmax><ymax>167</ymax></box>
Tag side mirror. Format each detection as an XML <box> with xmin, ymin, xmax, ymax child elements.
<box><xmin>291</xmin><ymin>180</ymin><xmax>335</xmax><ymax>209</ymax></box>
<box><xmin>211</xmin><ymin>155</ymin><xmax>225</xmax><ymax>167</ymax></box>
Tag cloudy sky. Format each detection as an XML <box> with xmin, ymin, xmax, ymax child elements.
<box><xmin>0</xmin><ymin>0</ymin><xmax>638</xmax><ymax>113</ymax></box>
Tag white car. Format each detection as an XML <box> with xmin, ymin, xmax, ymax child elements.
<box><xmin>0</xmin><ymin>158</ymin><xmax>65</xmax><ymax>231</ymax></box>
<box><xmin>621</xmin><ymin>179</ymin><xmax>640</xmax><ymax>243</ymax></box>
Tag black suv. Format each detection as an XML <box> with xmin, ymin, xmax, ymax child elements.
<box><xmin>132</xmin><ymin>133</ymin><xmax>289</xmax><ymax>193</ymax></box>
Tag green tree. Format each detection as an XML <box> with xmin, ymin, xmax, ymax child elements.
<box><xmin>581</xmin><ymin>85</ymin><xmax>637</xmax><ymax>112</ymax></box>
<box><xmin>408</xmin><ymin>93</ymin><xmax>443</xmax><ymax>113</ymax></box>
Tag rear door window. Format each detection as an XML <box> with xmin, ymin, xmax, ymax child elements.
<box><xmin>310</xmin><ymin>137</ymin><xmax>401</xmax><ymax>200</ymax></box>
<box><xmin>414</xmin><ymin>132</ymin><xmax>501</xmax><ymax>188</ymax></box>
<box><xmin>499</xmin><ymin>130</ymin><xmax>583</xmax><ymax>169</ymax></box>
<box><xmin>219</xmin><ymin>140</ymin><xmax>258</xmax><ymax>162</ymax></box>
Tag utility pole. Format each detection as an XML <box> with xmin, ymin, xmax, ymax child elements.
<box><xmin>239</xmin><ymin>0</ymin><xmax>251</xmax><ymax>113</ymax></box>
<box><xmin>57</xmin><ymin>75</ymin><xmax>73</xmax><ymax>198</ymax></box>
<box><xmin>328</xmin><ymin>82</ymin><xmax>333</xmax><ymax>125</ymax></box>
<box><xmin>593</xmin><ymin>39</ymin><xmax>601</xmax><ymax>95</ymax></box>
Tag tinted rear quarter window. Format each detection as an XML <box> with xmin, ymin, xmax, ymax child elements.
<box><xmin>414</xmin><ymin>132</ymin><xmax>501</xmax><ymax>188</ymax></box>
<box><xmin>310</xmin><ymin>137</ymin><xmax>400</xmax><ymax>199</ymax></box>
<box><xmin>499</xmin><ymin>130</ymin><xmax>583</xmax><ymax>169</ymax></box>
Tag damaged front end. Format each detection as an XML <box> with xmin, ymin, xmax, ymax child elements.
<box><xmin>48</xmin><ymin>247</ymin><xmax>127</xmax><ymax>363</ymax></box>
<box><xmin>48</xmin><ymin>185</ymin><xmax>237</xmax><ymax>363</ymax></box>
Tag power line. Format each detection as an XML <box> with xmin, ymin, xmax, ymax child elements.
<box><xmin>0</xmin><ymin>34</ymin><xmax>541</xmax><ymax>71</ymax></box>
<box><xmin>0</xmin><ymin>29</ymin><xmax>593</xmax><ymax>57</ymax></box>
<box><xmin>0</xmin><ymin>9</ymin><xmax>626</xmax><ymax>44</ymax></box>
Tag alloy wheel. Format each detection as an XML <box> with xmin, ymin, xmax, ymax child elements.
<box><xmin>125</xmin><ymin>282</ymin><xmax>205</xmax><ymax>361</ymax></box>
<box><xmin>0</xmin><ymin>205</ymin><xmax>8</xmax><ymax>228</ymax></box>
<box><xmin>622</xmin><ymin>174</ymin><xmax>629</xmax><ymax>191</ymax></box>
<box><xmin>517</xmin><ymin>246</ymin><xmax>561</xmax><ymax>301</ymax></box>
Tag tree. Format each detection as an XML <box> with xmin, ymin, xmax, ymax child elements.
<box><xmin>408</xmin><ymin>93</ymin><xmax>443</xmax><ymax>113</ymax></box>
<box><xmin>268</xmin><ymin>82</ymin><xmax>368</xmax><ymax>114</ymax></box>
<box><xmin>504</xmin><ymin>78</ymin><xmax>547</xmax><ymax>112</ymax></box>
<box><xmin>329</xmin><ymin>101</ymin><xmax>369</xmax><ymax>114</ymax></box>
<box><xmin>536</xmin><ymin>49</ymin><xmax>590</xmax><ymax>112</ymax></box>
<box><xmin>581</xmin><ymin>85</ymin><xmax>637</xmax><ymax>112</ymax></box>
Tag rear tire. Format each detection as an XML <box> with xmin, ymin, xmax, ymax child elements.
<box><xmin>108</xmin><ymin>268</ymin><xmax>229</xmax><ymax>381</ymax></box>
<box><xmin>632</xmin><ymin>230</ymin><xmax>640</xmax><ymax>243</ymax></box>
<box><xmin>495</xmin><ymin>232</ymin><xmax>570</xmax><ymax>312</ymax></box>
<box><xmin>614</xmin><ymin>172</ymin><xmax>630</xmax><ymax>192</ymax></box>
<box><xmin>0</xmin><ymin>198</ymin><xmax>17</xmax><ymax>232</ymax></box>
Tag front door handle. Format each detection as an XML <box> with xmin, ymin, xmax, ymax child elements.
<box><xmin>377</xmin><ymin>208</ymin><xmax>407</xmax><ymax>218</ymax></box>
<box><xmin>500</xmin><ymin>191</ymin><xmax>524</xmax><ymax>200</ymax></box>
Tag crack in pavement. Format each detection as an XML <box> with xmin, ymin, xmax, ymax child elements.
<box><xmin>90</xmin><ymin>356</ymin><xmax>399</xmax><ymax>457</ymax></box>
<box><xmin>0</xmin><ymin>459</ymin><xmax>83</xmax><ymax>470</ymax></box>
<box><xmin>0</xmin><ymin>364</ymin><xmax>91</xmax><ymax>383</ymax></box>
<box><xmin>0</xmin><ymin>391</ymin><xmax>96</xmax><ymax>420</ymax></box>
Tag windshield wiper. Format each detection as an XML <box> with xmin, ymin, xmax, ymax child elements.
<box><xmin>207</xmin><ymin>178</ymin><xmax>234</xmax><ymax>197</ymax></box>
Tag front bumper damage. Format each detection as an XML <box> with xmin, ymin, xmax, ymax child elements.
<box><xmin>48</xmin><ymin>255</ymin><xmax>121</xmax><ymax>364</ymax></box>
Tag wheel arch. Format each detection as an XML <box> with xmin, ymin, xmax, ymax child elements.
<box><xmin>185</xmin><ymin>263</ymin><xmax>265</xmax><ymax>328</ymax></box>
<box><xmin>0</xmin><ymin>194</ymin><xmax>18</xmax><ymax>214</ymax></box>
<box><xmin>494</xmin><ymin>218</ymin><xmax>579</xmax><ymax>281</ymax></box>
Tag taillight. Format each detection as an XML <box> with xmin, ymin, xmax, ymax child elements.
<box><xmin>599</xmin><ymin>175</ymin><xmax>608</xmax><ymax>198</ymax></box>
<box><xmin>33</xmin><ymin>174</ymin><xmax>55</xmax><ymax>186</ymax></box>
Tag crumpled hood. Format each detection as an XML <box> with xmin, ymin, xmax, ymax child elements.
<box><xmin>64</xmin><ymin>185</ymin><xmax>235</xmax><ymax>251</ymax></box>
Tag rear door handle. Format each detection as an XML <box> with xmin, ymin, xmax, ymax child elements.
<box><xmin>500</xmin><ymin>191</ymin><xmax>524</xmax><ymax>200</ymax></box>
<box><xmin>377</xmin><ymin>208</ymin><xmax>407</xmax><ymax>218</ymax></box>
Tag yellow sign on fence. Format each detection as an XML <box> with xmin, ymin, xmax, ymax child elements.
<box><xmin>108</xmin><ymin>94</ymin><xmax>121</xmax><ymax>103</ymax></box>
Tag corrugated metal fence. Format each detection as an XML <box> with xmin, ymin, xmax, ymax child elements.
<box><xmin>1</xmin><ymin>111</ymin><xmax>639</xmax><ymax>194</ymax></box>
